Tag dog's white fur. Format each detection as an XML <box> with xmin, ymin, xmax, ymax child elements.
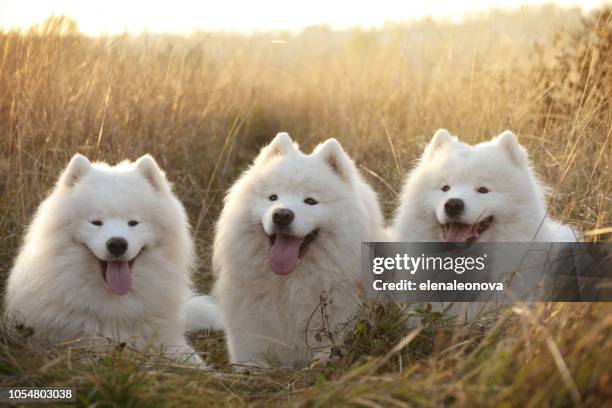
<box><xmin>212</xmin><ymin>133</ymin><xmax>385</xmax><ymax>368</ymax></box>
<box><xmin>5</xmin><ymin>154</ymin><xmax>205</xmax><ymax>364</ymax></box>
<box><xmin>391</xmin><ymin>129</ymin><xmax>577</xmax><ymax>242</ymax></box>
<box><xmin>184</xmin><ymin>295</ymin><xmax>224</xmax><ymax>331</ymax></box>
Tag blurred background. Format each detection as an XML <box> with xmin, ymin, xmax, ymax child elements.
<box><xmin>0</xmin><ymin>0</ymin><xmax>608</xmax><ymax>34</ymax></box>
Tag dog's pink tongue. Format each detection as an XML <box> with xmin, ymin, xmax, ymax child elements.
<box><xmin>268</xmin><ymin>234</ymin><xmax>303</xmax><ymax>275</ymax></box>
<box><xmin>445</xmin><ymin>222</ymin><xmax>472</xmax><ymax>243</ymax></box>
<box><xmin>105</xmin><ymin>261</ymin><xmax>132</xmax><ymax>295</ymax></box>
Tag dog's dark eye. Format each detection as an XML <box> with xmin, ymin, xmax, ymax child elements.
<box><xmin>268</xmin><ymin>194</ymin><xmax>278</xmax><ymax>201</ymax></box>
<box><xmin>441</xmin><ymin>185</ymin><xmax>450</xmax><ymax>192</ymax></box>
<box><xmin>128</xmin><ymin>220</ymin><xmax>139</xmax><ymax>227</ymax></box>
<box><xmin>90</xmin><ymin>220</ymin><xmax>103</xmax><ymax>226</ymax></box>
<box><xmin>304</xmin><ymin>197</ymin><xmax>318</xmax><ymax>206</ymax></box>
<box><xmin>477</xmin><ymin>187</ymin><xmax>489</xmax><ymax>194</ymax></box>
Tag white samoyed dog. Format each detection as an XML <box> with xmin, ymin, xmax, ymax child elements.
<box><xmin>389</xmin><ymin>130</ymin><xmax>578</xmax><ymax>319</ymax></box>
<box><xmin>391</xmin><ymin>129</ymin><xmax>577</xmax><ymax>243</ymax></box>
<box><xmin>5</xmin><ymin>154</ymin><xmax>217</xmax><ymax>364</ymax></box>
<box><xmin>212</xmin><ymin>132</ymin><xmax>385</xmax><ymax>369</ymax></box>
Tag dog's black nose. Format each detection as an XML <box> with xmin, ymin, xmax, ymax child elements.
<box><xmin>444</xmin><ymin>198</ymin><xmax>465</xmax><ymax>217</ymax></box>
<box><xmin>106</xmin><ymin>237</ymin><xmax>128</xmax><ymax>257</ymax></box>
<box><xmin>273</xmin><ymin>208</ymin><xmax>294</xmax><ymax>227</ymax></box>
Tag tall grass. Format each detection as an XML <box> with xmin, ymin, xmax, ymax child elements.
<box><xmin>0</xmin><ymin>5</ymin><xmax>610</xmax><ymax>406</ymax></box>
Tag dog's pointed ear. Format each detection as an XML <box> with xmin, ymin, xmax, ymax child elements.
<box><xmin>312</xmin><ymin>138</ymin><xmax>356</xmax><ymax>183</ymax></box>
<box><xmin>255</xmin><ymin>132</ymin><xmax>297</xmax><ymax>164</ymax></box>
<box><xmin>135</xmin><ymin>154</ymin><xmax>168</xmax><ymax>191</ymax></box>
<box><xmin>495</xmin><ymin>131</ymin><xmax>528</xmax><ymax>167</ymax></box>
<box><xmin>424</xmin><ymin>129</ymin><xmax>457</xmax><ymax>157</ymax></box>
<box><xmin>59</xmin><ymin>154</ymin><xmax>91</xmax><ymax>188</ymax></box>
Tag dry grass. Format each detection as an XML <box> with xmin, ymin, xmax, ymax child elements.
<box><xmin>0</xmin><ymin>5</ymin><xmax>610</xmax><ymax>407</ymax></box>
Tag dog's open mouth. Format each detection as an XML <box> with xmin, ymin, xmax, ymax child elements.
<box><xmin>96</xmin><ymin>250</ymin><xmax>143</xmax><ymax>296</ymax></box>
<box><xmin>442</xmin><ymin>216</ymin><xmax>494</xmax><ymax>243</ymax></box>
<box><xmin>267</xmin><ymin>230</ymin><xmax>319</xmax><ymax>276</ymax></box>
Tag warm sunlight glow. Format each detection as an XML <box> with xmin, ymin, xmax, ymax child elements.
<box><xmin>0</xmin><ymin>0</ymin><xmax>608</xmax><ymax>35</ymax></box>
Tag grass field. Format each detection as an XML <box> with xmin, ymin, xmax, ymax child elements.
<box><xmin>0</xmin><ymin>5</ymin><xmax>610</xmax><ymax>407</ymax></box>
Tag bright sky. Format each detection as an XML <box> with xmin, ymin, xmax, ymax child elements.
<box><xmin>0</xmin><ymin>0</ymin><xmax>608</xmax><ymax>35</ymax></box>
